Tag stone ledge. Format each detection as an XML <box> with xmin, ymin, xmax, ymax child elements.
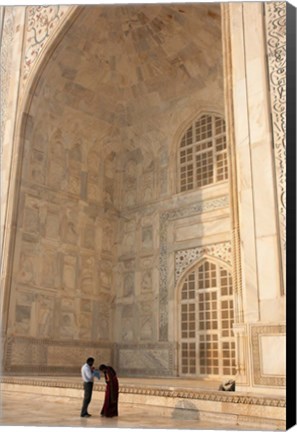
<box><xmin>0</xmin><ymin>376</ymin><xmax>286</xmax><ymax>407</ymax></box>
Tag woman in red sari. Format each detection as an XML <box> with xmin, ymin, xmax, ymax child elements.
<box><xmin>99</xmin><ymin>364</ymin><xmax>119</xmax><ymax>417</ymax></box>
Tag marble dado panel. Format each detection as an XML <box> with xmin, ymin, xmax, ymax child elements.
<box><xmin>5</xmin><ymin>336</ymin><xmax>112</xmax><ymax>372</ymax></box>
<box><xmin>13</xmin><ymin>280</ymin><xmax>112</xmax><ymax>341</ymax></box>
<box><xmin>117</xmin><ymin>343</ymin><xmax>174</xmax><ymax>376</ymax></box>
<box><xmin>159</xmin><ymin>195</ymin><xmax>229</xmax><ymax>341</ymax></box>
<box><xmin>175</xmin><ymin>242</ymin><xmax>231</xmax><ymax>282</ymax></box>
<box><xmin>250</xmin><ymin>324</ymin><xmax>285</xmax><ymax>386</ymax></box>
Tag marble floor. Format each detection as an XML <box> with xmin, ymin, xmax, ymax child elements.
<box><xmin>0</xmin><ymin>388</ymin><xmax>260</xmax><ymax>431</ymax></box>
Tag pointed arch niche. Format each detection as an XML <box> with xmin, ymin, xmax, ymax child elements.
<box><xmin>177</xmin><ymin>112</ymin><xmax>228</xmax><ymax>193</ymax></box>
<box><xmin>177</xmin><ymin>256</ymin><xmax>236</xmax><ymax>378</ymax></box>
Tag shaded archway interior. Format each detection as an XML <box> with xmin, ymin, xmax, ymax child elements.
<box><xmin>10</xmin><ymin>4</ymin><xmax>229</xmax><ymax>377</ymax></box>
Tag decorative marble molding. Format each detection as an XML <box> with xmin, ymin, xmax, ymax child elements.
<box><xmin>22</xmin><ymin>6</ymin><xmax>73</xmax><ymax>84</ymax></box>
<box><xmin>251</xmin><ymin>324</ymin><xmax>286</xmax><ymax>387</ymax></box>
<box><xmin>4</xmin><ymin>336</ymin><xmax>112</xmax><ymax>373</ymax></box>
<box><xmin>116</xmin><ymin>342</ymin><xmax>174</xmax><ymax>376</ymax></box>
<box><xmin>159</xmin><ymin>196</ymin><xmax>229</xmax><ymax>341</ymax></box>
<box><xmin>0</xmin><ymin>375</ymin><xmax>286</xmax><ymax>408</ymax></box>
<box><xmin>175</xmin><ymin>241</ymin><xmax>231</xmax><ymax>282</ymax></box>
<box><xmin>264</xmin><ymin>2</ymin><xmax>286</xmax><ymax>264</ymax></box>
<box><xmin>0</xmin><ymin>8</ymin><xmax>15</xmax><ymax>144</ymax></box>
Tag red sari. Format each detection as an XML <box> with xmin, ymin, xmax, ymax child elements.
<box><xmin>100</xmin><ymin>367</ymin><xmax>119</xmax><ymax>417</ymax></box>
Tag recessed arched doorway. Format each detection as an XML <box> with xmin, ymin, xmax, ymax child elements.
<box><xmin>177</xmin><ymin>257</ymin><xmax>236</xmax><ymax>378</ymax></box>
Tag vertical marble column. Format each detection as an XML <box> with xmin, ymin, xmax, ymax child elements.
<box><xmin>221</xmin><ymin>2</ymin><xmax>247</xmax><ymax>385</ymax></box>
<box><xmin>241</xmin><ymin>3</ymin><xmax>284</xmax><ymax>321</ymax></box>
<box><xmin>221</xmin><ymin>2</ymin><xmax>285</xmax><ymax>390</ymax></box>
<box><xmin>233</xmin><ymin>324</ymin><xmax>248</xmax><ymax>380</ymax></box>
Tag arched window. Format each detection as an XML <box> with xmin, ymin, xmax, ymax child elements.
<box><xmin>179</xmin><ymin>113</ymin><xmax>228</xmax><ymax>192</ymax></box>
<box><xmin>179</xmin><ymin>259</ymin><xmax>236</xmax><ymax>377</ymax></box>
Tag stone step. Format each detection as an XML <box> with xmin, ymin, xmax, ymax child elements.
<box><xmin>0</xmin><ymin>376</ymin><xmax>286</xmax><ymax>430</ymax></box>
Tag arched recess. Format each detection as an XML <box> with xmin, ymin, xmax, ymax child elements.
<box><xmin>176</xmin><ymin>255</ymin><xmax>236</xmax><ymax>378</ymax></box>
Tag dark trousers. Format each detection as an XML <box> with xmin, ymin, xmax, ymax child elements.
<box><xmin>81</xmin><ymin>381</ymin><xmax>93</xmax><ymax>416</ymax></box>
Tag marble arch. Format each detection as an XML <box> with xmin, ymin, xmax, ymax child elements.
<box><xmin>175</xmin><ymin>256</ymin><xmax>235</xmax><ymax>377</ymax></box>
<box><xmin>1</xmin><ymin>3</ymin><xmax>286</xmax><ymax>397</ymax></box>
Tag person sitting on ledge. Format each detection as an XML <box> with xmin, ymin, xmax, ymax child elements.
<box><xmin>218</xmin><ymin>379</ymin><xmax>236</xmax><ymax>391</ymax></box>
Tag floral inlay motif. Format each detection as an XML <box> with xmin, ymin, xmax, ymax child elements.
<box><xmin>175</xmin><ymin>242</ymin><xmax>231</xmax><ymax>282</ymax></box>
<box><xmin>23</xmin><ymin>6</ymin><xmax>70</xmax><ymax>82</ymax></box>
<box><xmin>264</xmin><ymin>2</ymin><xmax>286</xmax><ymax>259</ymax></box>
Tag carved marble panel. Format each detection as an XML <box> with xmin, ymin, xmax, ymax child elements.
<box><xmin>98</xmin><ymin>260</ymin><xmax>112</xmax><ymax>294</ymax></box>
<box><xmin>159</xmin><ymin>167</ymin><xmax>168</xmax><ymax>195</ymax></box>
<box><xmin>80</xmin><ymin>255</ymin><xmax>95</xmax><ymax>295</ymax></box>
<box><xmin>92</xmin><ymin>301</ymin><xmax>110</xmax><ymax>341</ymax></box>
<box><xmin>62</xmin><ymin>255</ymin><xmax>77</xmax><ymax>293</ymax></box>
<box><xmin>17</xmin><ymin>248</ymin><xmax>39</xmax><ymax>286</ymax></box>
<box><xmin>141</xmin><ymin>270</ymin><xmax>153</xmax><ymax>292</ymax></box>
<box><xmin>15</xmin><ymin>290</ymin><xmax>36</xmax><ymax>335</ymax></box>
<box><xmin>102</xmin><ymin>220</ymin><xmax>114</xmax><ymax>252</ymax></box>
<box><xmin>23</xmin><ymin>205</ymin><xmax>40</xmax><ymax>234</ymax></box>
<box><xmin>69</xmin><ymin>142</ymin><xmax>82</xmax><ymax>175</ymax></box>
<box><xmin>32</xmin><ymin>121</ymin><xmax>49</xmax><ymax>152</ymax></box>
<box><xmin>123</xmin><ymin>272</ymin><xmax>134</xmax><ymax>297</ymax></box>
<box><xmin>121</xmin><ymin>305</ymin><xmax>134</xmax><ymax>342</ymax></box>
<box><xmin>140</xmin><ymin>316</ymin><xmax>153</xmax><ymax>341</ymax></box>
<box><xmin>79</xmin><ymin>312</ymin><xmax>92</xmax><ymax>340</ymax></box>
<box><xmin>67</xmin><ymin>174</ymin><xmax>81</xmax><ymax>196</ymax></box>
<box><xmin>10</xmin><ymin>338</ymin><xmax>47</xmax><ymax>366</ymax></box>
<box><xmin>28</xmin><ymin>149</ymin><xmax>46</xmax><ymax>184</ymax></box>
<box><xmin>119</xmin><ymin>348</ymin><xmax>170</xmax><ymax>370</ymax></box>
<box><xmin>41</xmin><ymin>249</ymin><xmax>59</xmax><ymax>288</ymax></box>
<box><xmin>121</xmin><ymin>220</ymin><xmax>136</xmax><ymax>254</ymax></box>
<box><xmin>124</xmin><ymin>185</ymin><xmax>137</xmax><ymax>208</ymax></box>
<box><xmin>45</xmin><ymin>212</ymin><xmax>60</xmax><ymax>242</ymax></box>
<box><xmin>36</xmin><ymin>294</ymin><xmax>55</xmax><ymax>338</ymax></box>
<box><xmin>47</xmin><ymin>131</ymin><xmax>67</xmax><ymax>189</ymax></box>
<box><xmin>60</xmin><ymin>298</ymin><xmax>78</xmax><ymax>339</ymax></box>
<box><xmin>142</xmin><ymin>226</ymin><xmax>153</xmax><ymax>250</ymax></box>
<box><xmin>64</xmin><ymin>211</ymin><xmax>79</xmax><ymax>246</ymax></box>
<box><xmin>82</xmin><ymin>224</ymin><xmax>95</xmax><ymax>249</ymax></box>
<box><xmin>87</xmin><ymin>181</ymin><xmax>101</xmax><ymax>202</ymax></box>
<box><xmin>87</xmin><ymin>148</ymin><xmax>100</xmax><ymax>182</ymax></box>
<box><xmin>141</xmin><ymin>172</ymin><xmax>154</xmax><ymax>202</ymax></box>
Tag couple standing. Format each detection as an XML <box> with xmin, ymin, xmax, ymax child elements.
<box><xmin>81</xmin><ymin>357</ymin><xmax>119</xmax><ymax>418</ymax></box>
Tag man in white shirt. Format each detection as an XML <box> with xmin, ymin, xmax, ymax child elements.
<box><xmin>80</xmin><ymin>357</ymin><xmax>95</xmax><ymax>417</ymax></box>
